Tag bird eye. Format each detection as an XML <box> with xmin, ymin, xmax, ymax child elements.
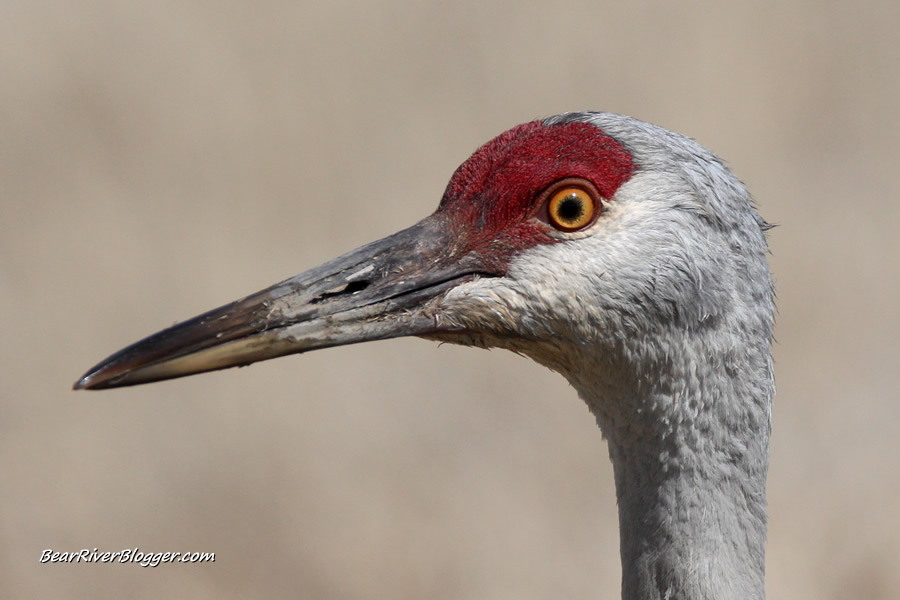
<box><xmin>543</xmin><ymin>181</ymin><xmax>600</xmax><ymax>232</ymax></box>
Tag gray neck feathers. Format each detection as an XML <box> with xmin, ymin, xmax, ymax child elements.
<box><xmin>574</xmin><ymin>326</ymin><xmax>772</xmax><ymax>600</ymax></box>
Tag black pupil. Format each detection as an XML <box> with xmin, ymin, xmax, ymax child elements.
<box><xmin>558</xmin><ymin>195</ymin><xmax>584</xmax><ymax>222</ymax></box>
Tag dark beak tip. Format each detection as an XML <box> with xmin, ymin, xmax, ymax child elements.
<box><xmin>73</xmin><ymin>373</ymin><xmax>98</xmax><ymax>391</ymax></box>
<box><xmin>73</xmin><ymin>364</ymin><xmax>122</xmax><ymax>390</ymax></box>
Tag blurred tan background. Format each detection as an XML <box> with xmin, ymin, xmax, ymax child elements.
<box><xmin>3</xmin><ymin>1</ymin><xmax>898</xmax><ymax>598</ymax></box>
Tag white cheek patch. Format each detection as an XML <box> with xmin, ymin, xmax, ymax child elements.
<box><xmin>434</xmin><ymin>173</ymin><xmax>682</xmax><ymax>339</ymax></box>
<box><xmin>437</xmin><ymin>277</ymin><xmax>523</xmax><ymax>331</ymax></box>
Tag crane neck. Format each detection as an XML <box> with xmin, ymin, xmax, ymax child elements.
<box><xmin>607</xmin><ymin>421</ymin><xmax>768</xmax><ymax>600</ymax></box>
<box><xmin>571</xmin><ymin>336</ymin><xmax>772</xmax><ymax>600</ymax></box>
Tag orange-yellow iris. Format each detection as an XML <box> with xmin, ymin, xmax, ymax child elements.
<box><xmin>547</xmin><ymin>187</ymin><xmax>596</xmax><ymax>231</ymax></box>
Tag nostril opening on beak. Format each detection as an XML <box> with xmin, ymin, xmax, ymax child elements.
<box><xmin>310</xmin><ymin>279</ymin><xmax>371</xmax><ymax>304</ymax></box>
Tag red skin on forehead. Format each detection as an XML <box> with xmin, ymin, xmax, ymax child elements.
<box><xmin>435</xmin><ymin>120</ymin><xmax>635</xmax><ymax>272</ymax></box>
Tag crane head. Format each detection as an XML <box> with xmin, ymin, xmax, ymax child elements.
<box><xmin>74</xmin><ymin>112</ymin><xmax>771</xmax><ymax>392</ymax></box>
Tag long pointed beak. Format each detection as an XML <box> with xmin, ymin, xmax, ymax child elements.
<box><xmin>74</xmin><ymin>215</ymin><xmax>487</xmax><ymax>390</ymax></box>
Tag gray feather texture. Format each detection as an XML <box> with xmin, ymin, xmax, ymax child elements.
<box><xmin>433</xmin><ymin>112</ymin><xmax>775</xmax><ymax>600</ymax></box>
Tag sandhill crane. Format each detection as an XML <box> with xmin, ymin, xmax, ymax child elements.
<box><xmin>75</xmin><ymin>112</ymin><xmax>775</xmax><ymax>600</ymax></box>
